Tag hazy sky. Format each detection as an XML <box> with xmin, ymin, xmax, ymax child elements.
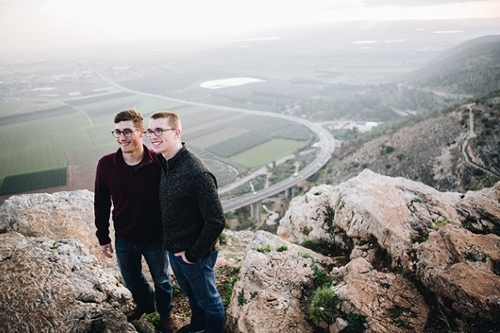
<box><xmin>1</xmin><ymin>0</ymin><xmax>500</xmax><ymax>54</ymax></box>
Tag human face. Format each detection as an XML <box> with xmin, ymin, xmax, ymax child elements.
<box><xmin>114</xmin><ymin>120</ymin><xmax>143</xmax><ymax>154</ymax></box>
<box><xmin>147</xmin><ymin>117</ymin><xmax>179</xmax><ymax>157</ymax></box>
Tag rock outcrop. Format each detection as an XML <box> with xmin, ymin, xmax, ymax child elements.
<box><xmin>0</xmin><ymin>190</ymin><xmax>108</xmax><ymax>262</ymax></box>
<box><xmin>0</xmin><ymin>190</ymin><xmax>247</xmax><ymax>333</ymax></box>
<box><xmin>0</xmin><ymin>232</ymin><xmax>139</xmax><ymax>333</ymax></box>
<box><xmin>1</xmin><ymin>171</ymin><xmax>499</xmax><ymax>333</ymax></box>
<box><xmin>227</xmin><ymin>169</ymin><xmax>500</xmax><ymax>333</ymax></box>
<box><xmin>0</xmin><ymin>190</ymin><xmax>147</xmax><ymax>333</ymax></box>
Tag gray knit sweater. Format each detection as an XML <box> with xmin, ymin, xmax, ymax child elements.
<box><xmin>158</xmin><ymin>144</ymin><xmax>225</xmax><ymax>262</ymax></box>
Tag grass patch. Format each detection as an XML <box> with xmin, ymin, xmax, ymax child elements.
<box><xmin>229</xmin><ymin>138</ymin><xmax>303</xmax><ymax>167</ymax></box>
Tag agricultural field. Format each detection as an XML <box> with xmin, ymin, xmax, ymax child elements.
<box><xmin>0</xmin><ymin>90</ymin><xmax>316</xmax><ymax>198</ymax></box>
<box><xmin>0</xmin><ymin>168</ymin><xmax>67</xmax><ymax>196</ymax></box>
<box><xmin>229</xmin><ymin>139</ymin><xmax>303</xmax><ymax>168</ymax></box>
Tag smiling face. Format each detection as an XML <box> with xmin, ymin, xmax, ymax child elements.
<box><xmin>114</xmin><ymin>120</ymin><xmax>143</xmax><ymax>154</ymax></box>
<box><xmin>147</xmin><ymin>117</ymin><xmax>182</xmax><ymax>159</ymax></box>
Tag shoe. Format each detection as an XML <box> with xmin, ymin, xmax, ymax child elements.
<box><xmin>125</xmin><ymin>307</ymin><xmax>145</xmax><ymax>322</ymax></box>
<box><xmin>159</xmin><ymin>313</ymin><xmax>176</xmax><ymax>333</ymax></box>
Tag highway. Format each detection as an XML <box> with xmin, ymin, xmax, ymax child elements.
<box><xmin>84</xmin><ymin>64</ymin><xmax>337</xmax><ymax>212</ymax></box>
<box><xmin>221</xmin><ymin>120</ymin><xmax>335</xmax><ymax>212</ymax></box>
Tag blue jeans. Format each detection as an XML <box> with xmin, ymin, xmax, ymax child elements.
<box><xmin>169</xmin><ymin>250</ymin><xmax>225</xmax><ymax>333</ymax></box>
<box><xmin>115</xmin><ymin>235</ymin><xmax>173</xmax><ymax>316</ymax></box>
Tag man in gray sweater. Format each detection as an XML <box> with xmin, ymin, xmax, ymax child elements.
<box><xmin>147</xmin><ymin>111</ymin><xmax>226</xmax><ymax>333</ymax></box>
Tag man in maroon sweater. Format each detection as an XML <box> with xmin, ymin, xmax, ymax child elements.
<box><xmin>94</xmin><ymin>109</ymin><xmax>175</xmax><ymax>333</ymax></box>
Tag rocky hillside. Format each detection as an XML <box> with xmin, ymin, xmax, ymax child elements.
<box><xmin>318</xmin><ymin>92</ymin><xmax>500</xmax><ymax>193</ymax></box>
<box><xmin>406</xmin><ymin>35</ymin><xmax>500</xmax><ymax>95</ymax></box>
<box><xmin>227</xmin><ymin>170</ymin><xmax>500</xmax><ymax>333</ymax></box>
<box><xmin>1</xmin><ymin>171</ymin><xmax>499</xmax><ymax>333</ymax></box>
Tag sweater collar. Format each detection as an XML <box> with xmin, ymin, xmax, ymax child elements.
<box><xmin>114</xmin><ymin>144</ymin><xmax>155</xmax><ymax>167</ymax></box>
<box><xmin>158</xmin><ymin>142</ymin><xmax>187</xmax><ymax>169</ymax></box>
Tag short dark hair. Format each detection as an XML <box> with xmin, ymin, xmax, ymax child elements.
<box><xmin>114</xmin><ymin>109</ymin><xmax>143</xmax><ymax>128</ymax></box>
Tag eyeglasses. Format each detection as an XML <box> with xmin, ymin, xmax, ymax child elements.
<box><xmin>111</xmin><ymin>128</ymin><xmax>138</xmax><ymax>138</ymax></box>
<box><xmin>145</xmin><ymin>128</ymin><xmax>176</xmax><ymax>137</ymax></box>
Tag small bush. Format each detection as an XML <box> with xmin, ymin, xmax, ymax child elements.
<box><xmin>308</xmin><ymin>286</ymin><xmax>341</xmax><ymax>325</ymax></box>
<box><xmin>143</xmin><ymin>311</ymin><xmax>160</xmax><ymax>325</ymax></box>
<box><xmin>219</xmin><ymin>233</ymin><xmax>227</xmax><ymax>245</ymax></box>
<box><xmin>221</xmin><ymin>268</ymin><xmax>240</xmax><ymax>309</ymax></box>
<box><xmin>276</xmin><ymin>245</ymin><xmax>288</xmax><ymax>252</ymax></box>
<box><xmin>255</xmin><ymin>245</ymin><xmax>271</xmax><ymax>253</ymax></box>
<box><xmin>433</xmin><ymin>219</ymin><xmax>448</xmax><ymax>231</ymax></box>
<box><xmin>311</xmin><ymin>263</ymin><xmax>332</xmax><ymax>288</ymax></box>
<box><xmin>237</xmin><ymin>291</ymin><xmax>248</xmax><ymax>306</ymax></box>
<box><xmin>345</xmin><ymin>312</ymin><xmax>367</xmax><ymax>333</ymax></box>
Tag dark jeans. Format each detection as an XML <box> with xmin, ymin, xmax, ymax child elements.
<box><xmin>169</xmin><ymin>250</ymin><xmax>225</xmax><ymax>333</ymax></box>
<box><xmin>115</xmin><ymin>235</ymin><xmax>173</xmax><ymax>316</ymax></box>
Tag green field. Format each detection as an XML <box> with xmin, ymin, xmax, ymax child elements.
<box><xmin>0</xmin><ymin>168</ymin><xmax>67</xmax><ymax>196</ymax></box>
<box><xmin>0</xmin><ymin>90</ymin><xmax>315</xmax><ymax>195</ymax></box>
<box><xmin>0</xmin><ymin>111</ymin><xmax>93</xmax><ymax>181</ymax></box>
<box><xmin>190</xmin><ymin>127</ymin><xmax>248</xmax><ymax>149</ymax></box>
<box><xmin>229</xmin><ymin>139</ymin><xmax>303</xmax><ymax>168</ymax></box>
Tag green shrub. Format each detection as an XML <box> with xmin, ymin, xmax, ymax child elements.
<box><xmin>345</xmin><ymin>312</ymin><xmax>367</xmax><ymax>333</ymax></box>
<box><xmin>276</xmin><ymin>245</ymin><xmax>288</xmax><ymax>252</ymax></box>
<box><xmin>238</xmin><ymin>291</ymin><xmax>248</xmax><ymax>306</ymax></box>
<box><xmin>143</xmin><ymin>311</ymin><xmax>160</xmax><ymax>325</ymax></box>
<box><xmin>311</xmin><ymin>263</ymin><xmax>332</xmax><ymax>288</ymax></box>
<box><xmin>308</xmin><ymin>286</ymin><xmax>341</xmax><ymax>325</ymax></box>
<box><xmin>433</xmin><ymin>219</ymin><xmax>448</xmax><ymax>231</ymax></box>
<box><xmin>219</xmin><ymin>233</ymin><xmax>227</xmax><ymax>245</ymax></box>
<box><xmin>221</xmin><ymin>268</ymin><xmax>240</xmax><ymax>309</ymax></box>
<box><xmin>255</xmin><ymin>245</ymin><xmax>271</xmax><ymax>253</ymax></box>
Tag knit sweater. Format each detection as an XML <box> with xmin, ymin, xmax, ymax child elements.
<box><xmin>158</xmin><ymin>144</ymin><xmax>225</xmax><ymax>263</ymax></box>
<box><xmin>94</xmin><ymin>145</ymin><xmax>163</xmax><ymax>246</ymax></box>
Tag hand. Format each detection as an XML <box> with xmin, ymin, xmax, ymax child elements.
<box><xmin>174</xmin><ymin>250</ymin><xmax>194</xmax><ymax>264</ymax></box>
<box><xmin>100</xmin><ymin>243</ymin><xmax>114</xmax><ymax>258</ymax></box>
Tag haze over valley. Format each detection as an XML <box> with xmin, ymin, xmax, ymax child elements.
<box><xmin>1</xmin><ymin>2</ymin><xmax>500</xmax><ymax>222</ymax></box>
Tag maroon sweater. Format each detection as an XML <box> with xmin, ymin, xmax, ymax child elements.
<box><xmin>94</xmin><ymin>145</ymin><xmax>163</xmax><ymax>246</ymax></box>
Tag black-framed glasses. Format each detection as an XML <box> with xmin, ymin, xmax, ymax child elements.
<box><xmin>111</xmin><ymin>128</ymin><xmax>138</xmax><ymax>138</ymax></box>
<box><xmin>145</xmin><ymin>128</ymin><xmax>176</xmax><ymax>137</ymax></box>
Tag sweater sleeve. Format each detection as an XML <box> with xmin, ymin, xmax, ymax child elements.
<box><xmin>94</xmin><ymin>160</ymin><xmax>112</xmax><ymax>245</ymax></box>
<box><xmin>185</xmin><ymin>171</ymin><xmax>225</xmax><ymax>262</ymax></box>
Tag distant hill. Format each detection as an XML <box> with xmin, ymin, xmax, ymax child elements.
<box><xmin>315</xmin><ymin>90</ymin><xmax>500</xmax><ymax>193</ymax></box>
<box><xmin>405</xmin><ymin>35</ymin><xmax>500</xmax><ymax>95</ymax></box>
<box><xmin>298</xmin><ymin>35</ymin><xmax>500</xmax><ymax>121</ymax></box>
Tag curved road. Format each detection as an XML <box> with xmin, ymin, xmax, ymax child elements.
<box><xmin>84</xmin><ymin>65</ymin><xmax>336</xmax><ymax>212</ymax></box>
<box><xmin>461</xmin><ymin>104</ymin><xmax>499</xmax><ymax>178</ymax></box>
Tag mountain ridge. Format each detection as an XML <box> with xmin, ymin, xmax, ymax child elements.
<box><xmin>317</xmin><ymin>91</ymin><xmax>500</xmax><ymax>193</ymax></box>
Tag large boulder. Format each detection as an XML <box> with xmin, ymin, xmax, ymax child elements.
<box><xmin>0</xmin><ymin>190</ymin><xmax>111</xmax><ymax>263</ymax></box>
<box><xmin>228</xmin><ymin>169</ymin><xmax>500</xmax><ymax>333</ymax></box>
<box><xmin>226</xmin><ymin>231</ymin><xmax>334</xmax><ymax>333</ymax></box>
<box><xmin>0</xmin><ymin>190</ymin><xmax>253</xmax><ymax>333</ymax></box>
<box><xmin>0</xmin><ymin>232</ymin><xmax>144</xmax><ymax>333</ymax></box>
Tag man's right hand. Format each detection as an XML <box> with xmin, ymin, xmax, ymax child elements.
<box><xmin>100</xmin><ymin>243</ymin><xmax>114</xmax><ymax>258</ymax></box>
